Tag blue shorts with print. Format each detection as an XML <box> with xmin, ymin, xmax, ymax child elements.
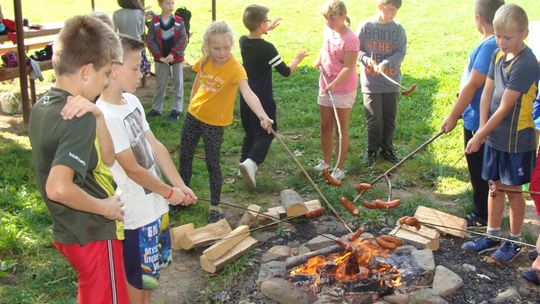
<box><xmin>482</xmin><ymin>145</ymin><xmax>536</xmax><ymax>186</ymax></box>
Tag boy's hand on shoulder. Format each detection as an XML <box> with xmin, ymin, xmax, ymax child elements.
<box><xmin>61</xmin><ymin>95</ymin><xmax>102</xmax><ymax>120</ymax></box>
<box><xmin>103</xmin><ymin>195</ymin><xmax>124</xmax><ymax>220</ymax></box>
<box><xmin>167</xmin><ymin>187</ymin><xmax>186</xmax><ymax>205</ymax></box>
<box><xmin>267</xmin><ymin>17</ymin><xmax>282</xmax><ymax>32</ymax></box>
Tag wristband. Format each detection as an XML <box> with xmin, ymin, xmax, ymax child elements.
<box><xmin>165</xmin><ymin>188</ymin><xmax>174</xmax><ymax>200</ymax></box>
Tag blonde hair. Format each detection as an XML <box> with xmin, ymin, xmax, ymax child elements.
<box><xmin>475</xmin><ymin>0</ymin><xmax>505</xmax><ymax>24</ymax></box>
<box><xmin>493</xmin><ymin>4</ymin><xmax>528</xmax><ymax>32</ymax></box>
<box><xmin>321</xmin><ymin>0</ymin><xmax>347</xmax><ymax>18</ymax></box>
<box><xmin>201</xmin><ymin>20</ymin><xmax>234</xmax><ymax>64</ymax></box>
<box><xmin>53</xmin><ymin>15</ymin><xmax>122</xmax><ymax>75</ymax></box>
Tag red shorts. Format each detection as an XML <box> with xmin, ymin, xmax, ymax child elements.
<box><xmin>55</xmin><ymin>239</ymin><xmax>129</xmax><ymax>304</ymax></box>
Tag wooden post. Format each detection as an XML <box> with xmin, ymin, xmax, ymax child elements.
<box><xmin>13</xmin><ymin>0</ymin><xmax>30</xmax><ymax>123</ymax></box>
<box><xmin>212</xmin><ymin>0</ymin><xmax>216</xmax><ymax>21</ymax></box>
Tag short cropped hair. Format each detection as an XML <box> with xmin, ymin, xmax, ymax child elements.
<box><xmin>243</xmin><ymin>4</ymin><xmax>269</xmax><ymax>32</ymax></box>
<box><xmin>321</xmin><ymin>0</ymin><xmax>347</xmax><ymax>18</ymax></box>
<box><xmin>119</xmin><ymin>34</ymin><xmax>145</xmax><ymax>55</ymax></box>
<box><xmin>53</xmin><ymin>15</ymin><xmax>122</xmax><ymax>75</ymax></box>
<box><xmin>377</xmin><ymin>0</ymin><xmax>402</xmax><ymax>9</ymax></box>
<box><xmin>493</xmin><ymin>4</ymin><xmax>528</xmax><ymax>32</ymax></box>
<box><xmin>89</xmin><ymin>11</ymin><xmax>114</xmax><ymax>28</ymax></box>
<box><xmin>117</xmin><ymin>0</ymin><xmax>144</xmax><ymax>10</ymax></box>
<box><xmin>475</xmin><ymin>0</ymin><xmax>505</xmax><ymax>24</ymax></box>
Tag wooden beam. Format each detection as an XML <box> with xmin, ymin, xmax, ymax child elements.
<box><xmin>200</xmin><ymin>236</ymin><xmax>258</xmax><ymax>273</ymax></box>
<box><xmin>414</xmin><ymin>206</ymin><xmax>467</xmax><ymax>238</ymax></box>
<box><xmin>202</xmin><ymin>225</ymin><xmax>250</xmax><ymax>261</ymax></box>
<box><xmin>390</xmin><ymin>225</ymin><xmax>440</xmax><ymax>251</ymax></box>
<box><xmin>177</xmin><ymin>219</ymin><xmax>232</xmax><ymax>250</ymax></box>
<box><xmin>170</xmin><ymin>223</ymin><xmax>195</xmax><ymax>251</ymax></box>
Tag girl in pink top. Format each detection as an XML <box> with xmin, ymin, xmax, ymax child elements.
<box><xmin>314</xmin><ymin>0</ymin><xmax>359</xmax><ymax>181</ymax></box>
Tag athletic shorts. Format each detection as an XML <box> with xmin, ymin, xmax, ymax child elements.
<box><xmin>482</xmin><ymin>145</ymin><xmax>536</xmax><ymax>186</ymax></box>
<box><xmin>317</xmin><ymin>91</ymin><xmax>357</xmax><ymax>109</ymax></box>
<box><xmin>54</xmin><ymin>239</ymin><xmax>129</xmax><ymax>304</ymax></box>
<box><xmin>123</xmin><ymin>213</ymin><xmax>172</xmax><ymax>290</ymax></box>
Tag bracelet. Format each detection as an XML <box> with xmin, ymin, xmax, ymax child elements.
<box><xmin>165</xmin><ymin>188</ymin><xmax>174</xmax><ymax>200</ymax></box>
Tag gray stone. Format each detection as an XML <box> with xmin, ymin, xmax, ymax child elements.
<box><xmin>313</xmin><ymin>293</ymin><xmax>346</xmax><ymax>304</ymax></box>
<box><xmin>306</xmin><ymin>234</ymin><xmax>338</xmax><ymax>251</ymax></box>
<box><xmin>412</xmin><ymin>248</ymin><xmax>435</xmax><ymax>272</ymax></box>
<box><xmin>409</xmin><ymin>288</ymin><xmax>448</xmax><ymax>304</ymax></box>
<box><xmin>394</xmin><ymin>245</ymin><xmax>417</xmax><ymax>254</ymax></box>
<box><xmin>461</xmin><ymin>263</ymin><xmax>476</xmax><ymax>272</ymax></box>
<box><xmin>383</xmin><ymin>293</ymin><xmax>410</xmax><ymax>304</ymax></box>
<box><xmin>0</xmin><ymin>92</ymin><xmax>21</xmax><ymax>114</ymax></box>
<box><xmin>298</xmin><ymin>245</ymin><xmax>311</xmax><ymax>255</ymax></box>
<box><xmin>256</xmin><ymin>261</ymin><xmax>287</xmax><ymax>287</ymax></box>
<box><xmin>491</xmin><ymin>286</ymin><xmax>521</xmax><ymax>303</ymax></box>
<box><xmin>261</xmin><ymin>245</ymin><xmax>291</xmax><ymax>263</ymax></box>
<box><xmin>260</xmin><ymin>277</ymin><xmax>315</xmax><ymax>304</ymax></box>
<box><xmin>432</xmin><ymin>265</ymin><xmax>463</xmax><ymax>297</ymax></box>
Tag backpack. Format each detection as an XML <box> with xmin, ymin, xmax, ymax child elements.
<box><xmin>174</xmin><ymin>6</ymin><xmax>191</xmax><ymax>42</ymax></box>
<box><xmin>1</xmin><ymin>51</ymin><xmax>18</xmax><ymax>68</ymax></box>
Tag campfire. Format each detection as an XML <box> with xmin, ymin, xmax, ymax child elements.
<box><xmin>288</xmin><ymin>238</ymin><xmax>403</xmax><ymax>294</ymax></box>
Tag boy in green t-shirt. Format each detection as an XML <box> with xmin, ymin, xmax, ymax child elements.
<box><xmin>28</xmin><ymin>15</ymin><xmax>129</xmax><ymax>303</ymax></box>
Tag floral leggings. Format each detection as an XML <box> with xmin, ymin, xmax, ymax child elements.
<box><xmin>179</xmin><ymin>113</ymin><xmax>224</xmax><ymax>205</ymax></box>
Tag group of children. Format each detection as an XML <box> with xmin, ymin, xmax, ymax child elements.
<box><xmin>26</xmin><ymin>0</ymin><xmax>540</xmax><ymax>302</ymax></box>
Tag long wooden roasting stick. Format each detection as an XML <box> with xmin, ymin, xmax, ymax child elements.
<box><xmin>353</xmin><ymin>130</ymin><xmax>445</xmax><ymax>203</ymax></box>
<box><xmin>270</xmin><ymin>128</ymin><xmax>353</xmax><ymax>233</ymax></box>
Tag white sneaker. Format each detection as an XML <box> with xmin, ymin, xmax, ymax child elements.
<box><xmin>314</xmin><ymin>160</ymin><xmax>332</xmax><ymax>171</ymax></box>
<box><xmin>331</xmin><ymin>168</ymin><xmax>346</xmax><ymax>181</ymax></box>
<box><xmin>239</xmin><ymin>158</ymin><xmax>257</xmax><ymax>190</ymax></box>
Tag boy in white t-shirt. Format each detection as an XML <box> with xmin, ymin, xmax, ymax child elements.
<box><xmin>96</xmin><ymin>34</ymin><xmax>197</xmax><ymax>304</ymax></box>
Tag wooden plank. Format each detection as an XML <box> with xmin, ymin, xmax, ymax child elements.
<box><xmin>0</xmin><ymin>22</ymin><xmax>63</xmax><ymax>43</ymax></box>
<box><xmin>202</xmin><ymin>225</ymin><xmax>250</xmax><ymax>261</ymax></box>
<box><xmin>304</xmin><ymin>199</ymin><xmax>322</xmax><ymax>211</ymax></box>
<box><xmin>390</xmin><ymin>226</ymin><xmax>440</xmax><ymax>251</ymax></box>
<box><xmin>177</xmin><ymin>219</ymin><xmax>232</xmax><ymax>250</ymax></box>
<box><xmin>200</xmin><ymin>236</ymin><xmax>258</xmax><ymax>273</ymax></box>
<box><xmin>0</xmin><ymin>35</ymin><xmax>55</xmax><ymax>54</ymax></box>
<box><xmin>414</xmin><ymin>205</ymin><xmax>467</xmax><ymax>238</ymax></box>
<box><xmin>267</xmin><ymin>206</ymin><xmax>286</xmax><ymax>217</ymax></box>
<box><xmin>170</xmin><ymin>223</ymin><xmax>194</xmax><ymax>251</ymax></box>
<box><xmin>0</xmin><ymin>60</ymin><xmax>52</xmax><ymax>82</ymax></box>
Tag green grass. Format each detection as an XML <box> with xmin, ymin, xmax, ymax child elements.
<box><xmin>1</xmin><ymin>0</ymin><xmax>540</xmax><ymax>302</ymax></box>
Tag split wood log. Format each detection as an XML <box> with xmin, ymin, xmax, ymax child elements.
<box><xmin>177</xmin><ymin>219</ymin><xmax>232</xmax><ymax>250</ymax></box>
<box><xmin>202</xmin><ymin>225</ymin><xmax>250</xmax><ymax>261</ymax></box>
<box><xmin>237</xmin><ymin>204</ymin><xmax>261</xmax><ymax>227</ymax></box>
<box><xmin>280</xmin><ymin>189</ymin><xmax>308</xmax><ymax>217</ymax></box>
<box><xmin>170</xmin><ymin>223</ymin><xmax>195</xmax><ymax>251</ymax></box>
<box><xmin>285</xmin><ymin>244</ymin><xmax>343</xmax><ymax>269</ymax></box>
<box><xmin>414</xmin><ymin>206</ymin><xmax>467</xmax><ymax>238</ymax></box>
<box><xmin>267</xmin><ymin>206</ymin><xmax>286</xmax><ymax>218</ymax></box>
<box><xmin>200</xmin><ymin>236</ymin><xmax>258</xmax><ymax>273</ymax></box>
<box><xmin>303</xmin><ymin>199</ymin><xmax>322</xmax><ymax>212</ymax></box>
<box><xmin>390</xmin><ymin>224</ymin><xmax>440</xmax><ymax>251</ymax></box>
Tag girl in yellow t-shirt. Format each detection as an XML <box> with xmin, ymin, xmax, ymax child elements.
<box><xmin>178</xmin><ymin>20</ymin><xmax>273</xmax><ymax>223</ymax></box>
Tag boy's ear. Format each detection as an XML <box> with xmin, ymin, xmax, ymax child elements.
<box><xmin>521</xmin><ymin>28</ymin><xmax>529</xmax><ymax>40</ymax></box>
<box><xmin>80</xmin><ymin>63</ymin><xmax>94</xmax><ymax>82</ymax></box>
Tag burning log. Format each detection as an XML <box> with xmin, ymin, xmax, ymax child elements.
<box><xmin>280</xmin><ymin>189</ymin><xmax>308</xmax><ymax>217</ymax></box>
<box><xmin>176</xmin><ymin>219</ymin><xmax>232</xmax><ymax>250</ymax></box>
<box><xmin>200</xmin><ymin>236</ymin><xmax>258</xmax><ymax>273</ymax></box>
<box><xmin>202</xmin><ymin>225</ymin><xmax>250</xmax><ymax>261</ymax></box>
<box><xmin>286</xmin><ymin>244</ymin><xmax>343</xmax><ymax>269</ymax></box>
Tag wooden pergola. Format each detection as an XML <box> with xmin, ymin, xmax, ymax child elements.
<box><xmin>9</xmin><ymin>0</ymin><xmax>218</xmax><ymax>123</ymax></box>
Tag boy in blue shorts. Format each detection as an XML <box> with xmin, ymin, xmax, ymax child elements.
<box><xmin>463</xmin><ymin>4</ymin><xmax>540</xmax><ymax>264</ymax></box>
<box><xmin>96</xmin><ymin>35</ymin><xmax>197</xmax><ymax>303</ymax></box>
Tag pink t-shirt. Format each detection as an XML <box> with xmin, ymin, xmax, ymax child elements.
<box><xmin>319</xmin><ymin>25</ymin><xmax>359</xmax><ymax>95</ymax></box>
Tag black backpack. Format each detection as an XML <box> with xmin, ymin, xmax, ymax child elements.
<box><xmin>175</xmin><ymin>6</ymin><xmax>191</xmax><ymax>42</ymax></box>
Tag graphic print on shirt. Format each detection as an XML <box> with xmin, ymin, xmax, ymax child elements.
<box><xmin>199</xmin><ymin>71</ymin><xmax>224</xmax><ymax>93</ymax></box>
<box><xmin>364</xmin><ymin>27</ymin><xmax>399</xmax><ymax>76</ymax></box>
<box><xmin>123</xmin><ymin>107</ymin><xmax>161</xmax><ymax>194</ymax></box>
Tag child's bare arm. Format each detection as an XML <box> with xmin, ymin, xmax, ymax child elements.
<box><xmin>145</xmin><ymin>130</ymin><xmax>197</xmax><ymax>205</ymax></box>
<box><xmin>441</xmin><ymin>69</ymin><xmax>489</xmax><ymax>133</ymax></box>
<box><xmin>61</xmin><ymin>96</ymin><xmax>115</xmax><ymax>166</ymax></box>
<box><xmin>115</xmin><ymin>147</ymin><xmax>186</xmax><ymax>205</ymax></box>
<box><xmin>46</xmin><ymin>165</ymin><xmax>124</xmax><ymax>220</ymax></box>
<box><xmin>478</xmin><ymin>78</ymin><xmax>495</xmax><ymax>129</ymax></box>
<box><xmin>238</xmin><ymin>80</ymin><xmax>274</xmax><ymax>132</ymax></box>
<box><xmin>288</xmin><ymin>50</ymin><xmax>309</xmax><ymax>73</ymax></box>
<box><xmin>325</xmin><ymin>50</ymin><xmax>358</xmax><ymax>92</ymax></box>
<box><xmin>267</xmin><ymin>17</ymin><xmax>282</xmax><ymax>32</ymax></box>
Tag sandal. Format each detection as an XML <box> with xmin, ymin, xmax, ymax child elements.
<box><xmin>522</xmin><ymin>269</ymin><xmax>540</xmax><ymax>285</ymax></box>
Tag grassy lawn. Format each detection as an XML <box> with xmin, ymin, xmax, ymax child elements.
<box><xmin>1</xmin><ymin>0</ymin><xmax>540</xmax><ymax>302</ymax></box>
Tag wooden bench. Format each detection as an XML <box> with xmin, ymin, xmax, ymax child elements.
<box><xmin>0</xmin><ymin>22</ymin><xmax>62</xmax><ymax>117</ymax></box>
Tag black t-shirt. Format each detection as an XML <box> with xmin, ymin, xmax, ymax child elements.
<box><xmin>29</xmin><ymin>88</ymin><xmax>122</xmax><ymax>245</ymax></box>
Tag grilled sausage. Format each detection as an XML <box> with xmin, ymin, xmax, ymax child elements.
<box><xmin>375</xmin><ymin>236</ymin><xmax>398</xmax><ymax>250</ymax></box>
<box><xmin>305</xmin><ymin>207</ymin><xmax>325</xmax><ymax>219</ymax></box>
<box><xmin>379</xmin><ymin>235</ymin><xmax>403</xmax><ymax>246</ymax></box>
<box><xmin>399</xmin><ymin>216</ymin><xmax>421</xmax><ymax>230</ymax></box>
<box><xmin>374</xmin><ymin>199</ymin><xmax>387</xmax><ymax>209</ymax></box>
<box><xmin>322</xmin><ymin>168</ymin><xmax>341</xmax><ymax>187</ymax></box>
<box><xmin>355</xmin><ymin>183</ymin><xmax>373</xmax><ymax>194</ymax></box>
<box><xmin>374</xmin><ymin>199</ymin><xmax>401</xmax><ymax>209</ymax></box>
<box><xmin>362</xmin><ymin>201</ymin><xmax>379</xmax><ymax>209</ymax></box>
<box><xmin>348</xmin><ymin>227</ymin><xmax>365</xmax><ymax>241</ymax></box>
<box><xmin>339</xmin><ymin>196</ymin><xmax>360</xmax><ymax>216</ymax></box>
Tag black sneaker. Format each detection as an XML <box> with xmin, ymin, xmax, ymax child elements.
<box><xmin>529</xmin><ymin>249</ymin><xmax>538</xmax><ymax>261</ymax></box>
<box><xmin>364</xmin><ymin>151</ymin><xmax>377</xmax><ymax>166</ymax></box>
<box><xmin>380</xmin><ymin>150</ymin><xmax>400</xmax><ymax>164</ymax></box>
<box><xmin>147</xmin><ymin>109</ymin><xmax>161</xmax><ymax>117</ymax></box>
<box><xmin>168</xmin><ymin>110</ymin><xmax>181</xmax><ymax>121</ymax></box>
<box><xmin>465</xmin><ymin>213</ymin><xmax>487</xmax><ymax>227</ymax></box>
<box><xmin>207</xmin><ymin>209</ymin><xmax>223</xmax><ymax>224</ymax></box>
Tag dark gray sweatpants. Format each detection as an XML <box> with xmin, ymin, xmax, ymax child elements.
<box><xmin>363</xmin><ymin>92</ymin><xmax>400</xmax><ymax>152</ymax></box>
